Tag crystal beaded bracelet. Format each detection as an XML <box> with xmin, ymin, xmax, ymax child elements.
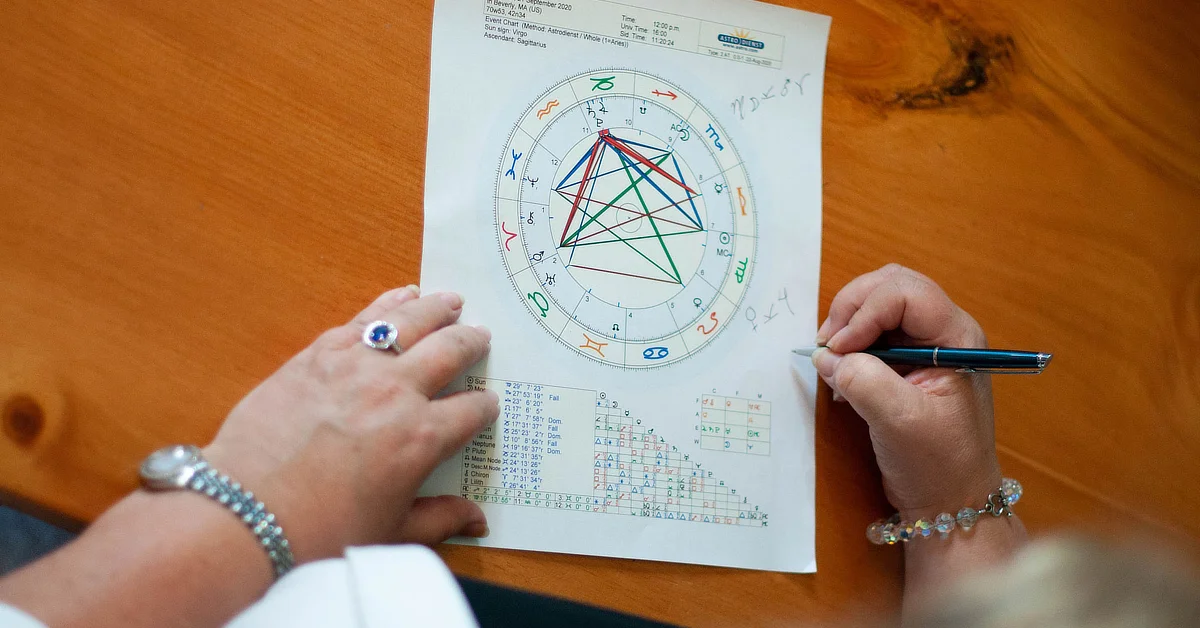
<box><xmin>867</xmin><ymin>478</ymin><xmax>1023</xmax><ymax>545</ymax></box>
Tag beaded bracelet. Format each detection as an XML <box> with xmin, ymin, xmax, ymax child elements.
<box><xmin>866</xmin><ymin>478</ymin><xmax>1023</xmax><ymax>545</ymax></box>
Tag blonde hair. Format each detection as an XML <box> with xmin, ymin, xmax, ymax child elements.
<box><xmin>910</xmin><ymin>537</ymin><xmax>1200</xmax><ymax>627</ymax></box>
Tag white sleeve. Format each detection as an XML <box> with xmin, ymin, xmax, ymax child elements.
<box><xmin>0</xmin><ymin>604</ymin><xmax>45</xmax><ymax>628</ymax></box>
<box><xmin>226</xmin><ymin>545</ymin><xmax>477</xmax><ymax>628</ymax></box>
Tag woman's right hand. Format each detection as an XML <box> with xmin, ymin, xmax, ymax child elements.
<box><xmin>203</xmin><ymin>286</ymin><xmax>499</xmax><ymax>565</ymax></box>
<box><xmin>811</xmin><ymin>264</ymin><xmax>1001</xmax><ymax>521</ymax></box>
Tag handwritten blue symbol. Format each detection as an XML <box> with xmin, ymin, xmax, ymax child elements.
<box><xmin>505</xmin><ymin>149</ymin><xmax>523</xmax><ymax>180</ymax></box>
<box><xmin>642</xmin><ymin>346</ymin><xmax>669</xmax><ymax>360</ymax></box>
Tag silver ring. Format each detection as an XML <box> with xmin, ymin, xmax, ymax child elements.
<box><xmin>362</xmin><ymin>320</ymin><xmax>402</xmax><ymax>354</ymax></box>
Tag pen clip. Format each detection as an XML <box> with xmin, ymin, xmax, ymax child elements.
<box><xmin>955</xmin><ymin>367</ymin><xmax>1046</xmax><ymax>375</ymax></box>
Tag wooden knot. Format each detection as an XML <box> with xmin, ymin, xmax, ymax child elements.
<box><xmin>0</xmin><ymin>368</ymin><xmax>67</xmax><ymax>456</ymax></box>
<box><xmin>3</xmin><ymin>394</ymin><xmax>45</xmax><ymax>447</ymax></box>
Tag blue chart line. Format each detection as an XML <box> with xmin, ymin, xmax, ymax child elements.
<box><xmin>670</xmin><ymin>153</ymin><xmax>703</xmax><ymax>229</ymax></box>
<box><xmin>568</xmin><ymin>142</ymin><xmax>608</xmax><ymax>267</ymax></box>
<box><xmin>556</xmin><ymin>145</ymin><xmax>596</xmax><ymax>190</ymax></box>
<box><xmin>611</xmin><ymin>149</ymin><xmax>703</xmax><ymax>230</ymax></box>
<box><xmin>613</xmin><ymin>137</ymin><xmax>670</xmax><ymax>154</ymax></box>
<box><xmin>555</xmin><ymin>136</ymin><xmax>667</xmax><ymax>193</ymax></box>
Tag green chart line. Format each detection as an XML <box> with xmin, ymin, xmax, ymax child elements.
<box><xmin>561</xmin><ymin>152</ymin><xmax>674</xmax><ymax>247</ymax></box>
<box><xmin>564</xmin><ymin>230</ymin><xmax>701</xmax><ymax>248</ymax></box>
<box><xmin>616</xmin><ymin>150</ymin><xmax>682</xmax><ymax>284</ymax></box>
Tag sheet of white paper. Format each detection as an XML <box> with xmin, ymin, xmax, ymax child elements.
<box><xmin>419</xmin><ymin>0</ymin><xmax>829</xmax><ymax>573</ymax></box>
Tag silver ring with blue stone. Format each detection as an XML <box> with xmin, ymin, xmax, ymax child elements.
<box><xmin>362</xmin><ymin>320</ymin><xmax>402</xmax><ymax>354</ymax></box>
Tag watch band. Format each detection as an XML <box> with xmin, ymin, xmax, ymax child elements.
<box><xmin>185</xmin><ymin>461</ymin><xmax>296</xmax><ymax>578</ymax></box>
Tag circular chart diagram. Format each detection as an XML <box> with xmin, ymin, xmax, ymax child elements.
<box><xmin>495</xmin><ymin>69</ymin><xmax>756</xmax><ymax>368</ymax></box>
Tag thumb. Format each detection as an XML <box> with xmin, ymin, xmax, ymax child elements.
<box><xmin>812</xmin><ymin>349</ymin><xmax>922</xmax><ymax>429</ymax></box>
<box><xmin>397</xmin><ymin>496</ymin><xmax>489</xmax><ymax>546</ymax></box>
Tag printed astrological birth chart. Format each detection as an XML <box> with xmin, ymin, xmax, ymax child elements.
<box><xmin>495</xmin><ymin>69</ymin><xmax>756</xmax><ymax>369</ymax></box>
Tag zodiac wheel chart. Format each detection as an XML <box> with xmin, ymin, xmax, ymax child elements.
<box><xmin>495</xmin><ymin>69</ymin><xmax>757</xmax><ymax>369</ymax></box>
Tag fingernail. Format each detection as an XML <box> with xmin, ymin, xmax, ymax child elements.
<box><xmin>394</xmin><ymin>285</ymin><xmax>420</xmax><ymax>302</ymax></box>
<box><xmin>406</xmin><ymin>284</ymin><xmax>420</xmax><ymax>296</ymax></box>
<box><xmin>463</xmin><ymin>523</ymin><xmax>490</xmax><ymax>538</ymax></box>
<box><xmin>832</xmin><ymin>390</ymin><xmax>845</xmax><ymax>403</ymax></box>
<box><xmin>815</xmin><ymin>317</ymin><xmax>831</xmax><ymax>345</ymax></box>
<box><xmin>475</xmin><ymin>325</ymin><xmax>492</xmax><ymax>341</ymax></box>
<box><xmin>826</xmin><ymin>327</ymin><xmax>848</xmax><ymax>352</ymax></box>
<box><xmin>439</xmin><ymin>292</ymin><xmax>464</xmax><ymax>309</ymax></box>
<box><xmin>811</xmin><ymin>347</ymin><xmax>842</xmax><ymax>378</ymax></box>
<box><xmin>484</xmin><ymin>389</ymin><xmax>499</xmax><ymax>410</ymax></box>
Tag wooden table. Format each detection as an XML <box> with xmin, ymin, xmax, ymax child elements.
<box><xmin>2</xmin><ymin>0</ymin><xmax>1197</xmax><ymax>624</ymax></box>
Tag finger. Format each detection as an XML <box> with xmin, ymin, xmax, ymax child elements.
<box><xmin>348</xmin><ymin>285</ymin><xmax>421</xmax><ymax>326</ymax></box>
<box><xmin>426</xmin><ymin>389</ymin><xmax>501</xmax><ymax>461</ymax></box>
<box><xmin>817</xmin><ymin>264</ymin><xmax>910</xmax><ymax>344</ymax></box>
<box><xmin>399</xmin><ymin>325</ymin><xmax>492</xmax><ymax>397</ymax></box>
<box><xmin>396</xmin><ymin>496</ymin><xmax>488</xmax><ymax>545</ymax></box>
<box><xmin>347</xmin><ymin>292</ymin><xmax>466</xmax><ymax>354</ymax></box>
<box><xmin>315</xmin><ymin>286</ymin><xmax>424</xmax><ymax>350</ymax></box>
<box><xmin>812</xmin><ymin>349</ymin><xmax>923</xmax><ymax>431</ymax></box>
<box><xmin>826</xmin><ymin>273</ymin><xmax>985</xmax><ymax>354</ymax></box>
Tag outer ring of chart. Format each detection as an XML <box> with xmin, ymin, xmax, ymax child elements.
<box><xmin>494</xmin><ymin>68</ymin><xmax>758</xmax><ymax>370</ymax></box>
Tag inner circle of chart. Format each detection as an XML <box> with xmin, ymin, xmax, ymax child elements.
<box><xmin>546</xmin><ymin>128</ymin><xmax>707</xmax><ymax>309</ymax></box>
<box><xmin>494</xmin><ymin>70</ymin><xmax>757</xmax><ymax>369</ymax></box>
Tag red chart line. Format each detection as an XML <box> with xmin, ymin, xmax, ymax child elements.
<box><xmin>555</xmin><ymin>190</ymin><xmax>703</xmax><ymax>243</ymax></box>
<box><xmin>559</xmin><ymin>137</ymin><xmax>604</xmax><ymax>247</ymax></box>
<box><xmin>601</xmin><ymin>134</ymin><xmax>697</xmax><ymax>195</ymax></box>
<box><xmin>567</xmin><ymin>264</ymin><xmax>681</xmax><ymax>285</ymax></box>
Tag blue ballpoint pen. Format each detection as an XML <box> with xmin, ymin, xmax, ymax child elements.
<box><xmin>792</xmin><ymin>345</ymin><xmax>1053</xmax><ymax>374</ymax></box>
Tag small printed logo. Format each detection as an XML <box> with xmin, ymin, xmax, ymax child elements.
<box><xmin>718</xmin><ymin>28</ymin><xmax>765</xmax><ymax>51</ymax></box>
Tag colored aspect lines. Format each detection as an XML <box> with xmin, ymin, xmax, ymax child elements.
<box><xmin>613</xmin><ymin>148</ymin><xmax>683</xmax><ymax>284</ymax></box>
<box><xmin>551</xmin><ymin>129</ymin><xmax>711</xmax><ymax>287</ymax></box>
<box><xmin>601</xmin><ymin>130</ymin><xmax>696</xmax><ymax>195</ymax></box>
<box><xmin>558</xmin><ymin>135</ymin><xmax>606</xmax><ymax>247</ymax></box>
<box><xmin>568</xmin><ymin>265</ymin><xmax>681</xmax><ymax>285</ymax></box>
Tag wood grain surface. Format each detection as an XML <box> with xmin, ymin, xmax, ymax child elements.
<box><xmin>2</xmin><ymin>0</ymin><xmax>1197</xmax><ymax>624</ymax></box>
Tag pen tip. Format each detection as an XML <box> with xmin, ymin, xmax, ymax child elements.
<box><xmin>792</xmin><ymin>346</ymin><xmax>819</xmax><ymax>357</ymax></box>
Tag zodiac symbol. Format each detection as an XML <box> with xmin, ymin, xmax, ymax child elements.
<box><xmin>737</xmin><ymin>186</ymin><xmax>747</xmax><ymax>216</ymax></box>
<box><xmin>651</xmin><ymin>89</ymin><xmax>677</xmax><ymax>100</ymax></box>
<box><xmin>705</xmin><ymin>124</ymin><xmax>724</xmax><ymax>151</ymax></box>
<box><xmin>590</xmin><ymin>75</ymin><xmax>616</xmax><ymax>91</ymax></box>
<box><xmin>714</xmin><ymin>183</ymin><xmax>724</xmax><ymax>194</ymax></box>
<box><xmin>505</xmin><ymin>149</ymin><xmax>522</xmax><ymax>180</ymax></box>
<box><xmin>643</xmin><ymin>347</ymin><xmax>669</xmax><ymax>360</ymax></box>
<box><xmin>526</xmin><ymin>292</ymin><xmax>550</xmax><ymax>317</ymax></box>
<box><xmin>500</xmin><ymin>222</ymin><xmax>517</xmax><ymax>251</ymax></box>
<box><xmin>697</xmin><ymin>311</ymin><xmax>719</xmax><ymax>335</ymax></box>
<box><xmin>580</xmin><ymin>333</ymin><xmax>608</xmax><ymax>357</ymax></box>
<box><xmin>735</xmin><ymin>258</ymin><xmax>748</xmax><ymax>283</ymax></box>
<box><xmin>535</xmin><ymin>99</ymin><xmax>559</xmax><ymax>120</ymax></box>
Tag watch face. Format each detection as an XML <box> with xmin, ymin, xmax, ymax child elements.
<box><xmin>140</xmin><ymin>445</ymin><xmax>202</xmax><ymax>489</ymax></box>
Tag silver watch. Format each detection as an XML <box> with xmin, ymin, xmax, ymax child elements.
<box><xmin>139</xmin><ymin>445</ymin><xmax>295</xmax><ymax>578</ymax></box>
